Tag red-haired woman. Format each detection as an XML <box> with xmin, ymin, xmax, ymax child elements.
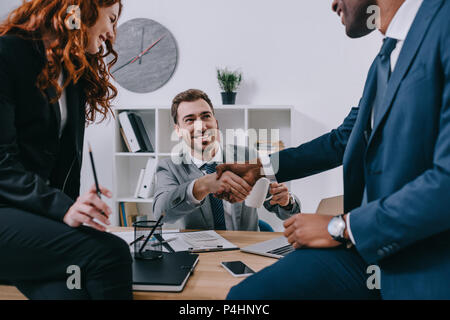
<box><xmin>0</xmin><ymin>0</ymin><xmax>132</xmax><ymax>299</ymax></box>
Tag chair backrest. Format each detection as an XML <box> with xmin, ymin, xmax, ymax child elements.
<box><xmin>258</xmin><ymin>219</ymin><xmax>274</xmax><ymax>232</ymax></box>
<box><xmin>315</xmin><ymin>195</ymin><xmax>344</xmax><ymax>216</ymax></box>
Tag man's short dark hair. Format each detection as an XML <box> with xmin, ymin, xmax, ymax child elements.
<box><xmin>171</xmin><ymin>89</ymin><xmax>215</xmax><ymax>124</ymax></box>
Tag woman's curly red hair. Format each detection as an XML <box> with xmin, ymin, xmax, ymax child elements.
<box><xmin>0</xmin><ymin>0</ymin><xmax>123</xmax><ymax>123</ymax></box>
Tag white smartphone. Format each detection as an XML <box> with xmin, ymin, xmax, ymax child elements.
<box><xmin>221</xmin><ymin>261</ymin><xmax>255</xmax><ymax>277</ymax></box>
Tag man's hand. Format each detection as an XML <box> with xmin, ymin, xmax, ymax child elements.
<box><xmin>215</xmin><ymin>159</ymin><xmax>263</xmax><ymax>202</ymax></box>
<box><xmin>283</xmin><ymin>214</ymin><xmax>341</xmax><ymax>249</ymax></box>
<box><xmin>216</xmin><ymin>159</ymin><xmax>263</xmax><ymax>187</ymax></box>
<box><xmin>193</xmin><ymin>171</ymin><xmax>252</xmax><ymax>203</ymax></box>
<box><xmin>269</xmin><ymin>182</ymin><xmax>290</xmax><ymax>207</ymax></box>
<box><xmin>63</xmin><ymin>184</ymin><xmax>112</xmax><ymax>232</ymax></box>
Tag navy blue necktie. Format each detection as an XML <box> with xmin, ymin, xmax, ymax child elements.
<box><xmin>371</xmin><ymin>37</ymin><xmax>398</xmax><ymax>129</ymax></box>
<box><xmin>362</xmin><ymin>37</ymin><xmax>398</xmax><ymax>205</ymax></box>
<box><xmin>203</xmin><ymin>162</ymin><xmax>226</xmax><ymax>230</ymax></box>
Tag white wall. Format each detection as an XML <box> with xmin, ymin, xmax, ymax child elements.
<box><xmin>1</xmin><ymin>0</ymin><xmax>382</xmax><ymax>227</ymax></box>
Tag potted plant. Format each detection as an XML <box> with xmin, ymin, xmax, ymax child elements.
<box><xmin>217</xmin><ymin>68</ymin><xmax>242</xmax><ymax>105</ymax></box>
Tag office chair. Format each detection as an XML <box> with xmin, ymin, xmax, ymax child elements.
<box><xmin>258</xmin><ymin>219</ymin><xmax>274</xmax><ymax>232</ymax></box>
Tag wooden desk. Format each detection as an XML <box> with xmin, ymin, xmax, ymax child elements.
<box><xmin>0</xmin><ymin>229</ymin><xmax>282</xmax><ymax>300</ymax></box>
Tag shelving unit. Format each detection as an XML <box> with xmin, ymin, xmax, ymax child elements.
<box><xmin>112</xmin><ymin>105</ymin><xmax>293</xmax><ymax>231</ymax></box>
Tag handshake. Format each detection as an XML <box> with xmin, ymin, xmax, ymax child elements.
<box><xmin>193</xmin><ymin>159</ymin><xmax>291</xmax><ymax>207</ymax></box>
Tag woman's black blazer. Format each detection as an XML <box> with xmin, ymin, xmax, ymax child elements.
<box><xmin>0</xmin><ymin>34</ymin><xmax>87</xmax><ymax>221</ymax></box>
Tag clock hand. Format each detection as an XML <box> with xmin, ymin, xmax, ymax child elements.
<box><xmin>112</xmin><ymin>34</ymin><xmax>166</xmax><ymax>74</ymax></box>
<box><xmin>139</xmin><ymin>28</ymin><xmax>144</xmax><ymax>65</ymax></box>
<box><xmin>129</xmin><ymin>34</ymin><xmax>165</xmax><ymax>64</ymax></box>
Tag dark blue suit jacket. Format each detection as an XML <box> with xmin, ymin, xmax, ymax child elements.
<box><xmin>272</xmin><ymin>0</ymin><xmax>450</xmax><ymax>298</ymax></box>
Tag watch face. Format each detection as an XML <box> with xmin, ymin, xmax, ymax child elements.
<box><xmin>109</xmin><ymin>18</ymin><xmax>178</xmax><ymax>93</ymax></box>
<box><xmin>328</xmin><ymin>217</ymin><xmax>345</xmax><ymax>237</ymax></box>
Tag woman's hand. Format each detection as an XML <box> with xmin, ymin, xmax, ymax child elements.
<box><xmin>63</xmin><ymin>184</ymin><xmax>112</xmax><ymax>232</ymax></box>
<box><xmin>269</xmin><ymin>182</ymin><xmax>290</xmax><ymax>207</ymax></box>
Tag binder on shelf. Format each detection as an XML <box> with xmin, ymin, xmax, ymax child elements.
<box><xmin>129</xmin><ymin>112</ymin><xmax>154</xmax><ymax>153</ymax></box>
<box><xmin>119</xmin><ymin>112</ymin><xmax>141</xmax><ymax>152</ymax></box>
<box><xmin>134</xmin><ymin>169</ymin><xmax>146</xmax><ymax>198</ymax></box>
<box><xmin>120</xmin><ymin>128</ymin><xmax>132</xmax><ymax>152</ymax></box>
<box><xmin>132</xmin><ymin>252</ymin><xmax>199</xmax><ymax>292</ymax></box>
<box><xmin>138</xmin><ymin>158</ymin><xmax>157</xmax><ymax>199</ymax></box>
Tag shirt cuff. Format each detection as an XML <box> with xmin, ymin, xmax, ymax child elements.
<box><xmin>259</xmin><ymin>154</ymin><xmax>277</xmax><ymax>181</ymax></box>
<box><xmin>186</xmin><ymin>179</ymin><xmax>202</xmax><ymax>205</ymax></box>
<box><xmin>346</xmin><ymin>212</ymin><xmax>356</xmax><ymax>245</ymax></box>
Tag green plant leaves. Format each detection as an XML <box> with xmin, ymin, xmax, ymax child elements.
<box><xmin>217</xmin><ymin>68</ymin><xmax>242</xmax><ymax>93</ymax></box>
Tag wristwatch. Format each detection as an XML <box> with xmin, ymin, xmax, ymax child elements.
<box><xmin>327</xmin><ymin>214</ymin><xmax>351</xmax><ymax>247</ymax></box>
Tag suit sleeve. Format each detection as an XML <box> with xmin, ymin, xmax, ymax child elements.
<box><xmin>263</xmin><ymin>193</ymin><xmax>301</xmax><ymax>219</ymax></box>
<box><xmin>0</xmin><ymin>49</ymin><xmax>74</xmax><ymax>221</ymax></box>
<box><xmin>349</xmin><ymin>24</ymin><xmax>450</xmax><ymax>264</ymax></box>
<box><xmin>271</xmin><ymin>106</ymin><xmax>359</xmax><ymax>183</ymax></box>
<box><xmin>152</xmin><ymin>159</ymin><xmax>203</xmax><ymax>223</ymax></box>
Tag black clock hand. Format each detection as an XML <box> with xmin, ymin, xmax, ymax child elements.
<box><xmin>112</xmin><ymin>34</ymin><xmax>166</xmax><ymax>74</ymax></box>
<box><xmin>139</xmin><ymin>27</ymin><xmax>144</xmax><ymax>65</ymax></box>
<box><xmin>111</xmin><ymin>56</ymin><xmax>137</xmax><ymax>74</ymax></box>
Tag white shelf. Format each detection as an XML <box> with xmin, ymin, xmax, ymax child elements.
<box><xmin>115</xmin><ymin>152</ymin><xmax>156</xmax><ymax>157</ymax></box>
<box><xmin>116</xmin><ymin>197</ymin><xmax>154</xmax><ymax>203</ymax></box>
<box><xmin>112</xmin><ymin>104</ymin><xmax>293</xmax><ymax>228</ymax></box>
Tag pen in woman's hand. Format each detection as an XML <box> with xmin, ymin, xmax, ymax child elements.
<box><xmin>88</xmin><ymin>142</ymin><xmax>107</xmax><ymax>217</ymax></box>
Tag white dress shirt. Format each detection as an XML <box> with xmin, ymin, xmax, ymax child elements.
<box><xmin>185</xmin><ymin>147</ymin><xmax>234</xmax><ymax>226</ymax></box>
<box><xmin>347</xmin><ymin>0</ymin><xmax>424</xmax><ymax>244</ymax></box>
<box><xmin>57</xmin><ymin>73</ymin><xmax>68</xmax><ymax>138</ymax></box>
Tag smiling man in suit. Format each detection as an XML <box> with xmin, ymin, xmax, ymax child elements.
<box><xmin>152</xmin><ymin>89</ymin><xmax>301</xmax><ymax>231</ymax></box>
<box><xmin>220</xmin><ymin>0</ymin><xmax>450</xmax><ymax>299</ymax></box>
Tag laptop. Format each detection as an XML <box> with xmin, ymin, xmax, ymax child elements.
<box><xmin>240</xmin><ymin>236</ymin><xmax>295</xmax><ymax>259</ymax></box>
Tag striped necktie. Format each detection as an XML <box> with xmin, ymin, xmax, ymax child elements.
<box><xmin>203</xmin><ymin>162</ymin><xmax>226</xmax><ymax>230</ymax></box>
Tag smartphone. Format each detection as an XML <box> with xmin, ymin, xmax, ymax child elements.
<box><xmin>221</xmin><ymin>261</ymin><xmax>255</xmax><ymax>277</ymax></box>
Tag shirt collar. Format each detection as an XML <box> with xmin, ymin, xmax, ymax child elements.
<box><xmin>384</xmin><ymin>0</ymin><xmax>424</xmax><ymax>41</ymax></box>
<box><xmin>188</xmin><ymin>146</ymin><xmax>223</xmax><ymax>169</ymax></box>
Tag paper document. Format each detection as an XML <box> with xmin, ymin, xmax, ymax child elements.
<box><xmin>161</xmin><ymin>230</ymin><xmax>239</xmax><ymax>252</ymax></box>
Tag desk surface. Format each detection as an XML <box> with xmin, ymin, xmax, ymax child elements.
<box><xmin>0</xmin><ymin>228</ymin><xmax>282</xmax><ymax>300</ymax></box>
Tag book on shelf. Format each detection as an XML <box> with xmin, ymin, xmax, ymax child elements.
<box><xmin>119</xmin><ymin>202</ymin><xmax>141</xmax><ymax>227</ymax></box>
<box><xmin>119</xmin><ymin>111</ymin><xmax>154</xmax><ymax>153</ymax></box>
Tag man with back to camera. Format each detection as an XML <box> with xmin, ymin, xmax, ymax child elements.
<box><xmin>216</xmin><ymin>0</ymin><xmax>450</xmax><ymax>299</ymax></box>
<box><xmin>152</xmin><ymin>89</ymin><xmax>301</xmax><ymax>231</ymax></box>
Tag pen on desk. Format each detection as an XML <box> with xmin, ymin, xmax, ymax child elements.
<box><xmin>129</xmin><ymin>235</ymin><xmax>145</xmax><ymax>247</ymax></box>
<box><xmin>88</xmin><ymin>143</ymin><xmax>107</xmax><ymax>217</ymax></box>
<box><xmin>139</xmin><ymin>212</ymin><xmax>165</xmax><ymax>254</ymax></box>
<box><xmin>151</xmin><ymin>237</ymin><xmax>176</xmax><ymax>247</ymax></box>
<box><xmin>189</xmin><ymin>245</ymin><xmax>223</xmax><ymax>253</ymax></box>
